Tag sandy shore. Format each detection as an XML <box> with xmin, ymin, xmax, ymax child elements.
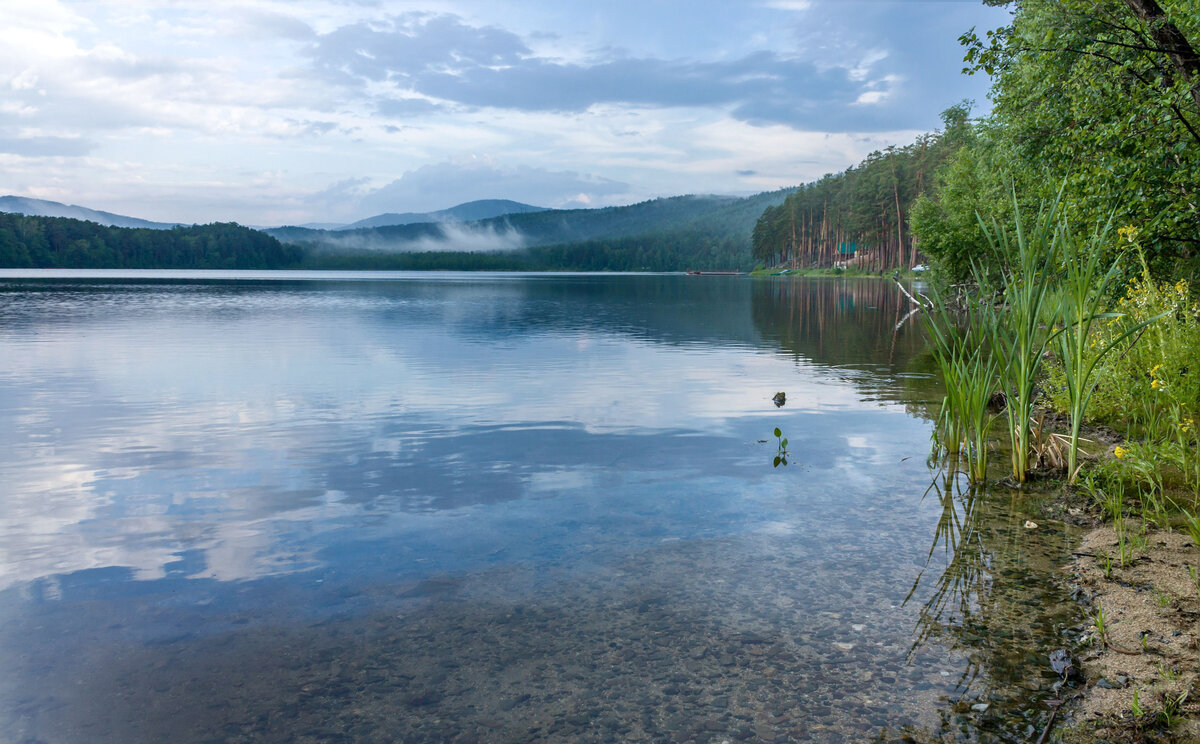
<box><xmin>1062</xmin><ymin>522</ymin><xmax>1200</xmax><ymax>741</ymax></box>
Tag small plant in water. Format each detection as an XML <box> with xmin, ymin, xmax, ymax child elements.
<box><xmin>773</xmin><ymin>427</ymin><xmax>789</xmax><ymax>468</ymax></box>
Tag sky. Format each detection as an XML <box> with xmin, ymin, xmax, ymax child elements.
<box><xmin>0</xmin><ymin>1</ymin><xmax>1012</xmax><ymax>226</ymax></box>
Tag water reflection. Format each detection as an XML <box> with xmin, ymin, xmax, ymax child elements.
<box><xmin>0</xmin><ymin>272</ymin><xmax>1080</xmax><ymax>743</ymax></box>
<box><xmin>905</xmin><ymin>474</ymin><xmax>1084</xmax><ymax>741</ymax></box>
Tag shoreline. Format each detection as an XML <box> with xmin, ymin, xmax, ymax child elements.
<box><xmin>1056</xmin><ymin>516</ymin><xmax>1200</xmax><ymax>742</ymax></box>
<box><xmin>1019</xmin><ymin>471</ymin><xmax>1200</xmax><ymax>742</ymax></box>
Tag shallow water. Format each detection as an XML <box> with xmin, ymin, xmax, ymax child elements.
<box><xmin>0</xmin><ymin>272</ymin><xmax>1082</xmax><ymax>743</ymax></box>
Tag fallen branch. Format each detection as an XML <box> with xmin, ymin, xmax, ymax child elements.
<box><xmin>892</xmin><ymin>277</ymin><xmax>932</xmax><ymax>310</ymax></box>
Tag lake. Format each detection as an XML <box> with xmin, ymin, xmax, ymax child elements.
<box><xmin>0</xmin><ymin>271</ymin><xmax>1082</xmax><ymax>743</ymax></box>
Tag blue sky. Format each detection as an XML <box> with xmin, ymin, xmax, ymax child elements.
<box><xmin>0</xmin><ymin>1</ymin><xmax>1011</xmax><ymax>225</ymax></box>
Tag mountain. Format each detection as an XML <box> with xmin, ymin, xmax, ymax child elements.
<box><xmin>269</xmin><ymin>190</ymin><xmax>792</xmax><ymax>250</ymax></box>
<box><xmin>337</xmin><ymin>199</ymin><xmax>547</xmax><ymax>230</ymax></box>
<box><xmin>266</xmin><ymin>188</ymin><xmax>795</xmax><ymax>272</ymax></box>
<box><xmin>0</xmin><ymin>195</ymin><xmax>180</xmax><ymax>230</ymax></box>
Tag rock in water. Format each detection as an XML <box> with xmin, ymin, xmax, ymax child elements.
<box><xmin>1049</xmin><ymin>648</ymin><xmax>1080</xmax><ymax>681</ymax></box>
<box><xmin>772</xmin><ymin>392</ymin><xmax>786</xmax><ymax>408</ymax></box>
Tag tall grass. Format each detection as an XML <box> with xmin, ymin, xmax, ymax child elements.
<box><xmin>924</xmin><ymin>291</ymin><xmax>998</xmax><ymax>482</ymax></box>
<box><xmin>977</xmin><ymin>193</ymin><xmax>1063</xmax><ymax>483</ymax></box>
<box><xmin>924</xmin><ymin>188</ymin><xmax>1158</xmax><ymax>486</ymax></box>
<box><xmin>1055</xmin><ymin>224</ymin><xmax>1164</xmax><ymax>484</ymax></box>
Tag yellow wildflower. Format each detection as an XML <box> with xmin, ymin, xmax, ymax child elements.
<box><xmin>1152</xmin><ymin>379</ymin><xmax>1164</xmax><ymax>390</ymax></box>
<box><xmin>1114</xmin><ymin>446</ymin><xmax>1128</xmax><ymax>459</ymax></box>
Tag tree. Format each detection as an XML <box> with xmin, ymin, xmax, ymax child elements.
<box><xmin>956</xmin><ymin>0</ymin><xmax>1200</xmax><ymax>277</ymax></box>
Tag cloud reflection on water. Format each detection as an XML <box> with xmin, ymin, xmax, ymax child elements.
<box><xmin>0</xmin><ymin>274</ymin><xmax>933</xmax><ymax>592</ymax></box>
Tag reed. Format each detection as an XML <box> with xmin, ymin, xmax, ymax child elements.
<box><xmin>923</xmin><ymin>289</ymin><xmax>998</xmax><ymax>482</ymax></box>
<box><xmin>977</xmin><ymin>191</ymin><xmax>1064</xmax><ymax>483</ymax></box>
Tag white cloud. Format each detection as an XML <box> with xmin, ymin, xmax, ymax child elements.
<box><xmin>763</xmin><ymin>0</ymin><xmax>813</xmax><ymax>10</ymax></box>
<box><xmin>0</xmin><ymin>1</ymin><xmax>1009</xmax><ymax>223</ymax></box>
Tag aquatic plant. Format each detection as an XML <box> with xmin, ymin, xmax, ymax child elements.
<box><xmin>976</xmin><ymin>190</ymin><xmax>1065</xmax><ymax>483</ymax></box>
<box><xmin>923</xmin><ymin>290</ymin><xmax>998</xmax><ymax>482</ymax></box>
<box><xmin>773</xmin><ymin>427</ymin><xmax>789</xmax><ymax>468</ymax></box>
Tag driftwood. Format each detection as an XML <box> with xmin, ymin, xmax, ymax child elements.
<box><xmin>891</xmin><ymin>277</ymin><xmax>931</xmax><ymax>310</ymax></box>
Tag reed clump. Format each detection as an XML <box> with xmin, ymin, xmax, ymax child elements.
<box><xmin>925</xmin><ymin>190</ymin><xmax>1159</xmax><ymax>486</ymax></box>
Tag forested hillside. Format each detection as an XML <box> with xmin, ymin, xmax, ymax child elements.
<box><xmin>751</xmin><ymin>104</ymin><xmax>970</xmax><ymax>272</ymax></box>
<box><xmin>0</xmin><ymin>213</ymin><xmax>301</xmax><ymax>269</ymax></box>
<box><xmin>273</xmin><ymin>189</ymin><xmax>793</xmax><ymax>271</ymax></box>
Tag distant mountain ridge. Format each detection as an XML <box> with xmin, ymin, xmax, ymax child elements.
<box><xmin>0</xmin><ymin>195</ymin><xmax>180</xmax><ymax>230</ymax></box>
<box><xmin>336</xmin><ymin>199</ymin><xmax>547</xmax><ymax>230</ymax></box>
<box><xmin>266</xmin><ymin>190</ymin><xmax>793</xmax><ymax>251</ymax></box>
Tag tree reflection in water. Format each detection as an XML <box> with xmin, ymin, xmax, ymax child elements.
<box><xmin>902</xmin><ymin>472</ymin><xmax>1086</xmax><ymax>742</ymax></box>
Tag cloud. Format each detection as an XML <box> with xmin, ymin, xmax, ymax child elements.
<box><xmin>351</xmin><ymin>161</ymin><xmax>630</xmax><ymax>215</ymax></box>
<box><xmin>305</xmin><ymin>12</ymin><xmax>913</xmax><ymax>130</ymax></box>
<box><xmin>315</xmin><ymin>221</ymin><xmax>527</xmax><ymax>253</ymax></box>
<box><xmin>375</xmin><ymin>97</ymin><xmax>443</xmax><ymax>118</ymax></box>
<box><xmin>307</xmin><ymin>12</ymin><xmax>529</xmax><ymax>85</ymax></box>
<box><xmin>0</xmin><ymin>135</ymin><xmax>93</xmax><ymax>157</ymax></box>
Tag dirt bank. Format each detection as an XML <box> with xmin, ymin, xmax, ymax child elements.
<box><xmin>1062</xmin><ymin>522</ymin><xmax>1200</xmax><ymax>742</ymax></box>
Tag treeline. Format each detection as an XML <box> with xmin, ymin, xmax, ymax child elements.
<box><xmin>298</xmin><ymin>231</ymin><xmax>751</xmax><ymax>272</ymax></box>
<box><xmin>751</xmin><ymin>105</ymin><xmax>969</xmax><ymax>271</ymax></box>
<box><xmin>0</xmin><ymin>213</ymin><xmax>301</xmax><ymax>269</ymax></box>
<box><xmin>913</xmin><ymin>0</ymin><xmax>1200</xmax><ymax>283</ymax></box>
<box><xmin>300</xmin><ymin>250</ymin><xmax>528</xmax><ymax>271</ymax></box>
<box><xmin>525</xmin><ymin>231</ymin><xmax>750</xmax><ymax>271</ymax></box>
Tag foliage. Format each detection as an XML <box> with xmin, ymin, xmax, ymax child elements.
<box><xmin>1079</xmin><ymin>238</ymin><xmax>1200</xmax><ymax>435</ymax></box>
<box><xmin>299</xmin><ymin>249</ymin><xmax>530</xmax><ymax>271</ymax></box>
<box><xmin>955</xmin><ymin>0</ymin><xmax>1200</xmax><ymax>281</ymax></box>
<box><xmin>1054</xmin><ymin>222</ymin><xmax>1165</xmax><ymax>483</ymax></box>
<box><xmin>0</xmin><ymin>213</ymin><xmax>301</xmax><ymax>269</ymax></box>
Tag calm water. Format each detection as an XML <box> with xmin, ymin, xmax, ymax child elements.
<box><xmin>0</xmin><ymin>272</ymin><xmax>1082</xmax><ymax>743</ymax></box>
